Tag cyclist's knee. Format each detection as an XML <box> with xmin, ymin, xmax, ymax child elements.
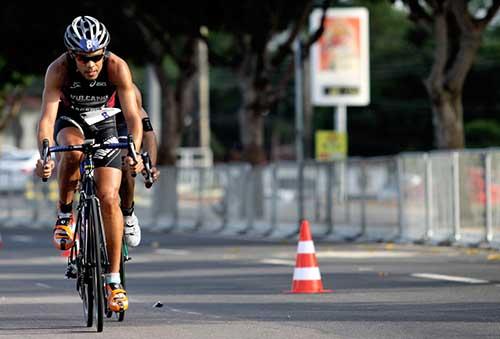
<box><xmin>98</xmin><ymin>190</ymin><xmax>120</xmax><ymax>211</ymax></box>
<box><xmin>60</xmin><ymin>151</ymin><xmax>82</xmax><ymax>167</ymax></box>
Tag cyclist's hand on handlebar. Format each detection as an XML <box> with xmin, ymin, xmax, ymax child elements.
<box><xmin>35</xmin><ymin>158</ymin><xmax>55</xmax><ymax>179</ymax></box>
<box><xmin>124</xmin><ymin>155</ymin><xmax>144</xmax><ymax>175</ymax></box>
<box><xmin>141</xmin><ymin>166</ymin><xmax>160</xmax><ymax>184</ymax></box>
<box><xmin>150</xmin><ymin>166</ymin><xmax>160</xmax><ymax>182</ymax></box>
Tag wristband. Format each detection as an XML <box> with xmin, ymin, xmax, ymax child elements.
<box><xmin>142</xmin><ymin>117</ymin><xmax>153</xmax><ymax>132</ymax></box>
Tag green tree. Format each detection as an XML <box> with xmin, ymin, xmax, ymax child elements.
<box><xmin>205</xmin><ymin>0</ymin><xmax>331</xmax><ymax>164</ymax></box>
<box><xmin>396</xmin><ymin>0</ymin><xmax>500</xmax><ymax>149</ymax></box>
<box><xmin>465</xmin><ymin>119</ymin><xmax>500</xmax><ymax>147</ymax></box>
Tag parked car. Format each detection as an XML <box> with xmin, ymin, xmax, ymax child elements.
<box><xmin>0</xmin><ymin>148</ymin><xmax>39</xmax><ymax>192</ymax></box>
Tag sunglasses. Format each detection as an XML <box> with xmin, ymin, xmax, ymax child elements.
<box><xmin>73</xmin><ymin>53</ymin><xmax>105</xmax><ymax>63</ymax></box>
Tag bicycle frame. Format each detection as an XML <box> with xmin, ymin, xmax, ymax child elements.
<box><xmin>77</xmin><ymin>144</ymin><xmax>110</xmax><ymax>273</ymax></box>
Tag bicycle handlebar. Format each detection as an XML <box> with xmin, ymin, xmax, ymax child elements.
<box><xmin>127</xmin><ymin>135</ymin><xmax>138</xmax><ymax>178</ymax></box>
<box><xmin>40</xmin><ymin>136</ymin><xmax>138</xmax><ymax>182</ymax></box>
<box><xmin>47</xmin><ymin>142</ymin><xmax>131</xmax><ymax>154</ymax></box>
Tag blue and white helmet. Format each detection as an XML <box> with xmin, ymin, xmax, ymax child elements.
<box><xmin>64</xmin><ymin>16</ymin><xmax>110</xmax><ymax>52</ymax></box>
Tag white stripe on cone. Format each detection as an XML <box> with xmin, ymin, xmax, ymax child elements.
<box><xmin>293</xmin><ymin>267</ymin><xmax>322</xmax><ymax>280</ymax></box>
<box><xmin>297</xmin><ymin>241</ymin><xmax>315</xmax><ymax>253</ymax></box>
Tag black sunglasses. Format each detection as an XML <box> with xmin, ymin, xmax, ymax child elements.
<box><xmin>73</xmin><ymin>53</ymin><xmax>105</xmax><ymax>63</ymax></box>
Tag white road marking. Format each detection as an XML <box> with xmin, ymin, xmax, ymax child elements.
<box><xmin>9</xmin><ymin>235</ymin><xmax>35</xmax><ymax>243</ymax></box>
<box><xmin>166</xmin><ymin>306</ymin><xmax>203</xmax><ymax>316</ymax></box>
<box><xmin>316</xmin><ymin>251</ymin><xmax>417</xmax><ymax>259</ymax></box>
<box><xmin>357</xmin><ymin>267</ymin><xmax>374</xmax><ymax>271</ymax></box>
<box><xmin>35</xmin><ymin>282</ymin><xmax>51</xmax><ymax>289</ymax></box>
<box><xmin>0</xmin><ymin>256</ymin><xmax>66</xmax><ymax>266</ymax></box>
<box><xmin>154</xmin><ymin>248</ymin><xmax>190</xmax><ymax>256</ymax></box>
<box><xmin>260</xmin><ymin>259</ymin><xmax>296</xmax><ymax>266</ymax></box>
<box><xmin>163</xmin><ymin>306</ymin><xmax>222</xmax><ymax>319</ymax></box>
<box><xmin>411</xmin><ymin>273</ymin><xmax>488</xmax><ymax>284</ymax></box>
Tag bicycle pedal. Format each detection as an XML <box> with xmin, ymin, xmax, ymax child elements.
<box><xmin>65</xmin><ymin>263</ymin><xmax>77</xmax><ymax>279</ymax></box>
<box><xmin>124</xmin><ymin>255</ymin><xmax>132</xmax><ymax>262</ymax></box>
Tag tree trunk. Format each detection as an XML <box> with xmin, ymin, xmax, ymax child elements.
<box><xmin>154</xmin><ymin>40</ymin><xmax>198</xmax><ymax>166</ymax></box>
<box><xmin>238</xmin><ymin>77</ymin><xmax>267</xmax><ymax>165</ymax></box>
<box><xmin>154</xmin><ymin>64</ymin><xmax>177</xmax><ymax>165</ymax></box>
<box><xmin>429</xmin><ymin>89</ymin><xmax>464</xmax><ymax>148</ymax></box>
<box><xmin>240</xmin><ymin>108</ymin><xmax>266</xmax><ymax>165</ymax></box>
<box><xmin>0</xmin><ymin>87</ymin><xmax>24</xmax><ymax>132</ymax></box>
<box><xmin>420</xmin><ymin>0</ymin><xmax>489</xmax><ymax>149</ymax></box>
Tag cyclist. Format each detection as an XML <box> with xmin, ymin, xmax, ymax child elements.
<box><xmin>35</xmin><ymin>15</ymin><xmax>142</xmax><ymax>313</ymax></box>
<box><xmin>53</xmin><ymin>82</ymin><xmax>159</xmax><ymax>248</ymax></box>
<box><xmin>117</xmin><ymin>83</ymin><xmax>160</xmax><ymax>247</ymax></box>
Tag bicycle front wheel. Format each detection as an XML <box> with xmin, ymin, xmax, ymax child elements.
<box><xmin>76</xmin><ymin>205</ymin><xmax>94</xmax><ymax>328</ymax></box>
<box><xmin>90</xmin><ymin>198</ymin><xmax>105</xmax><ymax>332</ymax></box>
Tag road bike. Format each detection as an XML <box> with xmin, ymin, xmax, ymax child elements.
<box><xmin>41</xmin><ymin>136</ymin><xmax>152</xmax><ymax>332</ymax></box>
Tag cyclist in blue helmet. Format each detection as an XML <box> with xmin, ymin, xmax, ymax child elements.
<box><xmin>35</xmin><ymin>15</ymin><xmax>143</xmax><ymax>313</ymax></box>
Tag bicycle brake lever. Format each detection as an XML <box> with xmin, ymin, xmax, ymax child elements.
<box><xmin>42</xmin><ymin>139</ymin><xmax>49</xmax><ymax>182</ymax></box>
<box><xmin>141</xmin><ymin>152</ymin><xmax>154</xmax><ymax>189</ymax></box>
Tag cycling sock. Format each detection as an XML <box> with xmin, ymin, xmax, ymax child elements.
<box><xmin>60</xmin><ymin>201</ymin><xmax>73</xmax><ymax>214</ymax></box>
<box><xmin>121</xmin><ymin>202</ymin><xmax>134</xmax><ymax>217</ymax></box>
<box><xmin>105</xmin><ymin>273</ymin><xmax>121</xmax><ymax>285</ymax></box>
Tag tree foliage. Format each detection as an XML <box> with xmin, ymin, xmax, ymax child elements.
<box><xmin>203</xmin><ymin>0</ymin><xmax>331</xmax><ymax>164</ymax></box>
<box><xmin>395</xmin><ymin>0</ymin><xmax>500</xmax><ymax>149</ymax></box>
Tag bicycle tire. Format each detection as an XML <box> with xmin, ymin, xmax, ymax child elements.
<box><xmin>77</xmin><ymin>205</ymin><xmax>94</xmax><ymax>328</ymax></box>
<box><xmin>120</xmin><ymin>242</ymin><xmax>127</xmax><ymax>289</ymax></box>
<box><xmin>90</xmin><ymin>198</ymin><xmax>105</xmax><ymax>332</ymax></box>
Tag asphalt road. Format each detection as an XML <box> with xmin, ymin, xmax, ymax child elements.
<box><xmin>1</xmin><ymin>227</ymin><xmax>500</xmax><ymax>338</ymax></box>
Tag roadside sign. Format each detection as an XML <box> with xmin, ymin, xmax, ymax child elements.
<box><xmin>315</xmin><ymin>130</ymin><xmax>347</xmax><ymax>161</ymax></box>
<box><xmin>310</xmin><ymin>8</ymin><xmax>370</xmax><ymax>106</ymax></box>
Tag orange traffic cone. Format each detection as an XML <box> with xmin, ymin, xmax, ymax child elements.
<box><xmin>287</xmin><ymin>220</ymin><xmax>332</xmax><ymax>293</ymax></box>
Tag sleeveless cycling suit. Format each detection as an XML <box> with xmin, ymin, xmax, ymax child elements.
<box><xmin>55</xmin><ymin>52</ymin><xmax>122</xmax><ymax>169</ymax></box>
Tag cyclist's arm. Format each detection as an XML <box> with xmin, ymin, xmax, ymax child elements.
<box><xmin>133</xmin><ymin>84</ymin><xmax>158</xmax><ymax>166</ymax></box>
<box><xmin>141</xmin><ymin>110</ymin><xmax>158</xmax><ymax>166</ymax></box>
<box><xmin>37</xmin><ymin>60</ymin><xmax>64</xmax><ymax>155</ymax></box>
<box><xmin>108</xmin><ymin>54</ymin><xmax>142</xmax><ymax>151</ymax></box>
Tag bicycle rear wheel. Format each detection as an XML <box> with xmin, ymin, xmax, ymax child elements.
<box><xmin>82</xmin><ymin>269</ymin><xmax>94</xmax><ymax>327</ymax></box>
<box><xmin>90</xmin><ymin>198</ymin><xmax>105</xmax><ymax>332</ymax></box>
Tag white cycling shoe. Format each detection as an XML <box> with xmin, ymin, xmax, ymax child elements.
<box><xmin>124</xmin><ymin>212</ymin><xmax>141</xmax><ymax>247</ymax></box>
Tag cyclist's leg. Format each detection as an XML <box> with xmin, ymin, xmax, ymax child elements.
<box><xmin>52</xmin><ymin>121</ymin><xmax>84</xmax><ymax>250</ymax></box>
<box><xmin>95</xmin><ymin>167</ymin><xmax>128</xmax><ymax>311</ymax></box>
<box><xmin>56</xmin><ymin>126</ymin><xmax>84</xmax><ymax>201</ymax></box>
<box><xmin>93</xmin><ymin>130</ymin><xmax>129</xmax><ymax>311</ymax></box>
<box><xmin>117</xmin><ymin>124</ymin><xmax>141</xmax><ymax>247</ymax></box>
<box><xmin>94</xmin><ymin>167</ymin><xmax>123</xmax><ymax>274</ymax></box>
<box><xmin>119</xmin><ymin>152</ymin><xmax>135</xmax><ymax>211</ymax></box>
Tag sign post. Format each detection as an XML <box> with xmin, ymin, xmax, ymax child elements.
<box><xmin>310</xmin><ymin>7</ymin><xmax>370</xmax><ymax>159</ymax></box>
<box><xmin>310</xmin><ymin>7</ymin><xmax>370</xmax><ymax>205</ymax></box>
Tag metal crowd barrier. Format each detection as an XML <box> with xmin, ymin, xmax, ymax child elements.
<box><xmin>3</xmin><ymin>148</ymin><xmax>500</xmax><ymax>248</ymax></box>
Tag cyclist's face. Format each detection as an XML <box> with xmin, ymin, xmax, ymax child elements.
<box><xmin>72</xmin><ymin>49</ymin><xmax>105</xmax><ymax>80</ymax></box>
